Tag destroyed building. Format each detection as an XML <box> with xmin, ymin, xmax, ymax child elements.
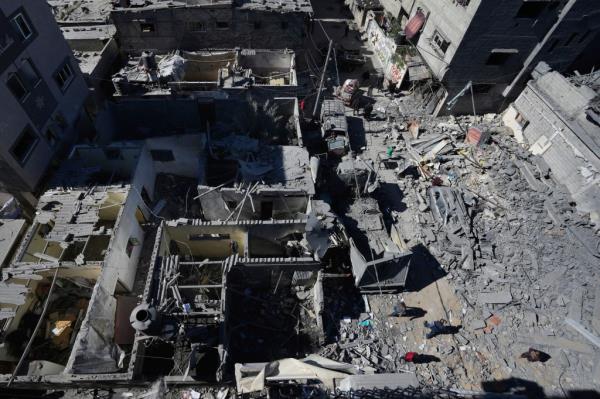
<box><xmin>0</xmin><ymin>143</ymin><xmax>149</xmax><ymax>383</ymax></box>
<box><xmin>1</xmin><ymin>0</ymin><xmax>600</xmax><ymax>397</ymax></box>
<box><xmin>197</xmin><ymin>136</ymin><xmax>314</xmax><ymax>221</ymax></box>
<box><xmin>110</xmin><ymin>0</ymin><xmax>313</xmax><ymax>52</ymax></box>
<box><xmin>0</xmin><ymin>0</ymin><xmax>90</xmax><ymax>214</ymax></box>
<box><xmin>0</xmin><ymin>134</ymin><xmax>209</xmax><ymax>384</ymax></box>
<box><xmin>112</xmin><ymin>48</ymin><xmax>297</xmax><ymax>96</ymax></box>
<box><xmin>128</xmin><ymin>217</ymin><xmax>325</xmax><ymax>384</ymax></box>
<box><xmin>48</xmin><ymin>0</ymin><xmax>114</xmax><ymax>25</ymax></box>
<box><xmin>61</xmin><ymin>24</ymin><xmax>119</xmax><ymax>98</ymax></box>
<box><xmin>504</xmin><ymin>61</ymin><xmax>600</xmax><ymax>225</ymax></box>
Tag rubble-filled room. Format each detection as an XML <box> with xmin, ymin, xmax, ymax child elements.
<box><xmin>224</xmin><ymin>264</ymin><xmax>323</xmax><ymax>366</ymax></box>
<box><xmin>16</xmin><ymin>190</ymin><xmax>126</xmax><ymax>265</ymax></box>
<box><xmin>0</xmin><ymin>272</ymin><xmax>95</xmax><ymax>375</ymax></box>
<box><xmin>131</xmin><ymin>255</ymin><xmax>225</xmax><ymax>382</ymax></box>
<box><xmin>111</xmin><ymin>49</ymin><xmax>296</xmax><ymax>94</ymax></box>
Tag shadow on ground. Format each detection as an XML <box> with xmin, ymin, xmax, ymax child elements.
<box><xmin>404</xmin><ymin>244</ymin><xmax>447</xmax><ymax>292</ymax></box>
<box><xmin>322</xmin><ymin>276</ymin><xmax>365</xmax><ymax>343</ymax></box>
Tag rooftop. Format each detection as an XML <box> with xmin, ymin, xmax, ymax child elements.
<box><xmin>205</xmin><ymin>136</ymin><xmax>314</xmax><ymax>193</ymax></box>
<box><xmin>113</xmin><ymin>49</ymin><xmax>296</xmax><ymax>96</ymax></box>
<box><xmin>12</xmin><ymin>188</ymin><xmax>129</xmax><ymax>267</ymax></box>
<box><xmin>60</xmin><ymin>24</ymin><xmax>116</xmax><ymax>41</ymax></box>
<box><xmin>110</xmin><ymin>0</ymin><xmax>312</xmax><ymax>13</ymax></box>
<box><xmin>48</xmin><ymin>0</ymin><xmax>113</xmax><ymax>23</ymax></box>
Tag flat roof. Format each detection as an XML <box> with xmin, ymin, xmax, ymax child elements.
<box><xmin>49</xmin><ymin>0</ymin><xmax>113</xmax><ymax>22</ymax></box>
<box><xmin>9</xmin><ymin>187</ymin><xmax>129</xmax><ymax>269</ymax></box>
<box><xmin>111</xmin><ymin>0</ymin><xmax>312</xmax><ymax>13</ymax></box>
<box><xmin>207</xmin><ymin>136</ymin><xmax>315</xmax><ymax>194</ymax></box>
<box><xmin>61</xmin><ymin>24</ymin><xmax>116</xmax><ymax>41</ymax></box>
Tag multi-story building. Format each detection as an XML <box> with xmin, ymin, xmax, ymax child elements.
<box><xmin>380</xmin><ymin>0</ymin><xmax>600</xmax><ymax>114</ymax></box>
<box><xmin>0</xmin><ymin>0</ymin><xmax>89</xmax><ymax>213</ymax></box>
<box><xmin>110</xmin><ymin>0</ymin><xmax>313</xmax><ymax>53</ymax></box>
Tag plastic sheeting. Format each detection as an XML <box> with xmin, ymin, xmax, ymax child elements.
<box><xmin>235</xmin><ymin>354</ymin><xmax>358</xmax><ymax>393</ymax></box>
<box><xmin>158</xmin><ymin>54</ymin><xmax>186</xmax><ymax>81</ymax></box>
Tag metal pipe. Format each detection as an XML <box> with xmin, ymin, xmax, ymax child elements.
<box><xmin>7</xmin><ymin>267</ymin><xmax>60</xmax><ymax>387</ymax></box>
<box><xmin>312</xmin><ymin>40</ymin><xmax>333</xmax><ymax>118</ymax></box>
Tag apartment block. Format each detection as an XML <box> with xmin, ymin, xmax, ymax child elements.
<box><xmin>111</xmin><ymin>0</ymin><xmax>313</xmax><ymax>53</ymax></box>
<box><xmin>0</xmin><ymin>0</ymin><xmax>89</xmax><ymax>210</ymax></box>
<box><xmin>380</xmin><ymin>0</ymin><xmax>600</xmax><ymax>114</ymax></box>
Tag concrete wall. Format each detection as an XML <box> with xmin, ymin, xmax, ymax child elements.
<box><xmin>163</xmin><ymin>220</ymin><xmax>308</xmax><ymax>259</ymax></box>
<box><xmin>239</xmin><ymin>50</ymin><xmax>297</xmax><ymax>86</ymax></box>
<box><xmin>88</xmin><ymin>38</ymin><xmax>119</xmax><ymax>83</ymax></box>
<box><xmin>0</xmin><ymin>0</ymin><xmax>89</xmax><ymax>194</ymax></box>
<box><xmin>111</xmin><ymin>7</ymin><xmax>307</xmax><ymax>52</ymax></box>
<box><xmin>131</xmin><ymin>145</ymin><xmax>157</xmax><ymax>204</ymax></box>
<box><xmin>104</xmin><ymin>190</ymin><xmax>145</xmax><ymax>292</ymax></box>
<box><xmin>165</xmin><ymin>224</ymin><xmax>247</xmax><ymax>259</ymax></box>
<box><xmin>198</xmin><ymin>187</ymin><xmax>310</xmax><ymax>221</ymax></box>
<box><xmin>184</xmin><ymin>51</ymin><xmax>236</xmax><ymax>82</ymax></box>
<box><xmin>69</xmin><ymin>144</ymin><xmax>143</xmax><ymax>181</ymax></box>
<box><xmin>145</xmin><ymin>134</ymin><xmax>207</xmax><ymax>178</ymax></box>
<box><xmin>96</xmin><ymin>97</ymin><xmax>206</xmax><ymax>140</ymax></box>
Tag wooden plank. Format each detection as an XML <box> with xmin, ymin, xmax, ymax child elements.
<box><xmin>33</xmin><ymin>252</ymin><xmax>60</xmax><ymax>262</ymax></box>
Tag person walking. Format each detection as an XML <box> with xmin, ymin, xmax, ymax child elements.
<box><xmin>424</xmin><ymin>319</ymin><xmax>448</xmax><ymax>339</ymax></box>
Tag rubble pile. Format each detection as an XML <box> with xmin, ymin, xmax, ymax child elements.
<box><xmin>317</xmin><ymin>111</ymin><xmax>600</xmax><ymax>395</ymax></box>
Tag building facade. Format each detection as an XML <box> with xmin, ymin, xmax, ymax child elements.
<box><xmin>0</xmin><ymin>0</ymin><xmax>89</xmax><ymax>211</ymax></box>
<box><xmin>382</xmin><ymin>0</ymin><xmax>600</xmax><ymax>114</ymax></box>
<box><xmin>111</xmin><ymin>0</ymin><xmax>313</xmax><ymax>53</ymax></box>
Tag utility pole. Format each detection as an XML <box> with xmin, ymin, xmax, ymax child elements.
<box><xmin>313</xmin><ymin>39</ymin><xmax>334</xmax><ymax>119</ymax></box>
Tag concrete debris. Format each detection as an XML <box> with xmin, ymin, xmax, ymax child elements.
<box><xmin>338</xmin><ymin>372</ymin><xmax>419</xmax><ymax>391</ymax></box>
<box><xmin>478</xmin><ymin>291</ymin><xmax>512</xmax><ymax>305</ymax></box>
<box><xmin>565</xmin><ymin>318</ymin><xmax>600</xmax><ymax>349</ymax></box>
<box><xmin>3</xmin><ymin>3</ymin><xmax>600</xmax><ymax>398</ymax></box>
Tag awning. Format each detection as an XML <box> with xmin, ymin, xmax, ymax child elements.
<box><xmin>405</xmin><ymin>11</ymin><xmax>426</xmax><ymax>40</ymax></box>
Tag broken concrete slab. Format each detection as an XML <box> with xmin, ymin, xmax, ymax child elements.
<box><xmin>567</xmin><ymin>286</ymin><xmax>585</xmax><ymax>321</ymax></box>
<box><xmin>469</xmin><ymin>319</ymin><xmax>487</xmax><ymax>330</ymax></box>
<box><xmin>516</xmin><ymin>334</ymin><xmax>595</xmax><ymax>354</ymax></box>
<box><xmin>565</xmin><ymin>318</ymin><xmax>600</xmax><ymax>349</ymax></box>
<box><xmin>478</xmin><ymin>290</ymin><xmax>512</xmax><ymax>304</ymax></box>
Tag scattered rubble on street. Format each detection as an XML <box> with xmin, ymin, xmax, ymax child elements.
<box><xmin>1</xmin><ymin>0</ymin><xmax>599</xmax><ymax>398</ymax></box>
